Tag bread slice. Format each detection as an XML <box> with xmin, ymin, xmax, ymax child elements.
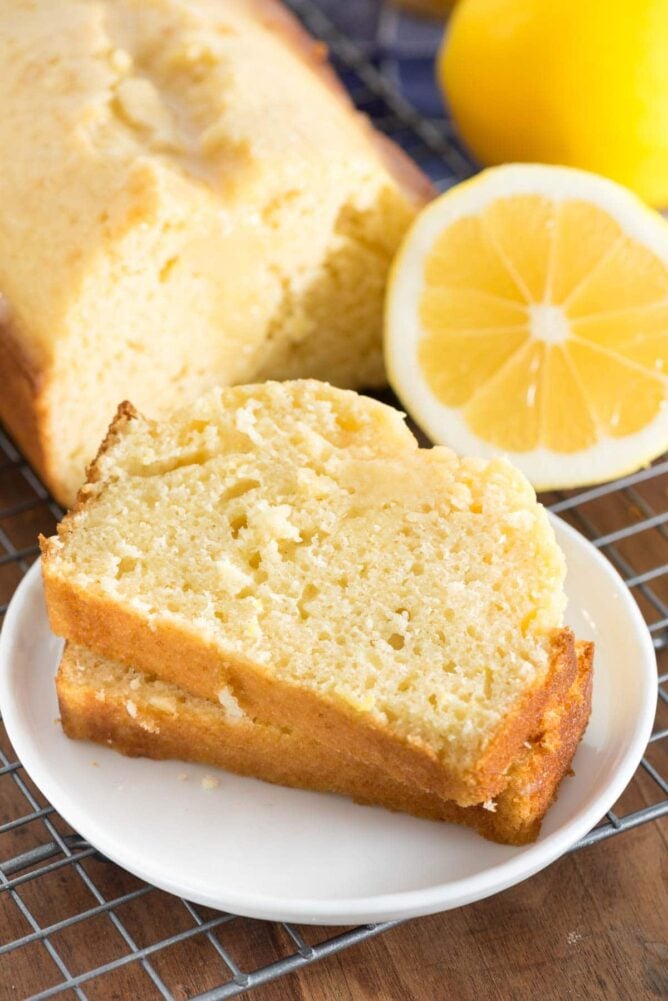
<box><xmin>41</xmin><ymin>380</ymin><xmax>573</xmax><ymax>806</ymax></box>
<box><xmin>57</xmin><ymin>642</ymin><xmax>593</xmax><ymax>846</ymax></box>
<box><xmin>0</xmin><ymin>0</ymin><xmax>431</xmax><ymax>506</ymax></box>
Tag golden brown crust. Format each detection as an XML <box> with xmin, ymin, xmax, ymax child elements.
<box><xmin>475</xmin><ymin>641</ymin><xmax>593</xmax><ymax>842</ymax></box>
<box><xmin>0</xmin><ymin>314</ymin><xmax>56</xmax><ymax>496</ymax></box>
<box><xmin>41</xmin><ymin>556</ymin><xmax>577</xmax><ymax>806</ymax></box>
<box><xmin>36</xmin><ymin>401</ymin><xmax>138</xmax><ymax>547</ymax></box>
<box><xmin>81</xmin><ymin>400</ymin><xmax>138</xmax><ymax>488</ymax></box>
<box><xmin>56</xmin><ymin>641</ymin><xmax>592</xmax><ymax>845</ymax></box>
<box><xmin>472</xmin><ymin>627</ymin><xmax>578</xmax><ymax>794</ymax></box>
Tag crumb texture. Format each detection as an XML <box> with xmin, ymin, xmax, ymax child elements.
<box><xmin>45</xmin><ymin>381</ymin><xmax>567</xmax><ymax>773</ymax></box>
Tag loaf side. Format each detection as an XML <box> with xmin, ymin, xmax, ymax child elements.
<box><xmin>0</xmin><ymin>0</ymin><xmax>431</xmax><ymax>503</ymax></box>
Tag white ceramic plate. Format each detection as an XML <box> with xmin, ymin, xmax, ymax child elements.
<box><xmin>0</xmin><ymin>516</ymin><xmax>656</xmax><ymax>924</ymax></box>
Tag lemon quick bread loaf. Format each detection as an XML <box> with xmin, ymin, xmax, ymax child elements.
<box><xmin>57</xmin><ymin>642</ymin><xmax>593</xmax><ymax>845</ymax></box>
<box><xmin>42</xmin><ymin>381</ymin><xmax>574</xmax><ymax>806</ymax></box>
<box><xmin>0</xmin><ymin>0</ymin><xmax>430</xmax><ymax>506</ymax></box>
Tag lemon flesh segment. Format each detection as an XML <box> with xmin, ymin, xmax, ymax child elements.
<box><xmin>418</xmin><ymin>327</ymin><xmax>528</xmax><ymax>408</ymax></box>
<box><xmin>541</xmin><ymin>346</ymin><xmax>598</xmax><ymax>453</ymax></box>
<box><xmin>572</xmin><ymin>308</ymin><xmax>668</xmax><ymax>376</ymax></box>
<box><xmin>481</xmin><ymin>195</ymin><xmax>557</xmax><ymax>302</ymax></box>
<box><xmin>550</xmin><ymin>201</ymin><xmax>623</xmax><ymax>302</ymax></box>
<box><xmin>419</xmin><ymin>287</ymin><xmax>527</xmax><ymax>333</ymax></box>
<box><xmin>424</xmin><ymin>215</ymin><xmax>526</xmax><ymax>301</ymax></box>
<box><xmin>566</xmin><ymin>236</ymin><xmax>668</xmax><ymax>317</ymax></box>
<box><xmin>464</xmin><ymin>341</ymin><xmax>545</xmax><ymax>452</ymax></box>
<box><xmin>565</xmin><ymin>340</ymin><xmax>665</xmax><ymax>437</ymax></box>
<box><xmin>387</xmin><ymin>165</ymin><xmax>668</xmax><ymax>488</ymax></box>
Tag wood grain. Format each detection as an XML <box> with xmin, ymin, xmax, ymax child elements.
<box><xmin>0</xmin><ymin>444</ymin><xmax>666</xmax><ymax>1001</ymax></box>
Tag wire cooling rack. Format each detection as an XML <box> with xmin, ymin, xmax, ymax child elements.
<box><xmin>1</xmin><ymin>1</ymin><xmax>666</xmax><ymax>998</ymax></box>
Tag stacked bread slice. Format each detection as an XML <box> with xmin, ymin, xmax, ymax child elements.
<box><xmin>42</xmin><ymin>380</ymin><xmax>592</xmax><ymax>843</ymax></box>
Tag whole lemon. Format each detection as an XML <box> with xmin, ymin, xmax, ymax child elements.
<box><xmin>440</xmin><ymin>0</ymin><xmax>668</xmax><ymax>207</ymax></box>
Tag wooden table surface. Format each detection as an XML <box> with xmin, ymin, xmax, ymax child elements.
<box><xmin>0</xmin><ymin>439</ymin><xmax>666</xmax><ymax>1001</ymax></box>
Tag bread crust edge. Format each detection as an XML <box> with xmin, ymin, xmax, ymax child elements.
<box><xmin>0</xmin><ymin>318</ymin><xmax>59</xmax><ymax>498</ymax></box>
<box><xmin>56</xmin><ymin>641</ymin><xmax>592</xmax><ymax>844</ymax></box>
<box><xmin>42</xmin><ymin>558</ymin><xmax>578</xmax><ymax>807</ymax></box>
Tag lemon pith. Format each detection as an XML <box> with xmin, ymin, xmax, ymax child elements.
<box><xmin>385</xmin><ymin>165</ymin><xmax>668</xmax><ymax>490</ymax></box>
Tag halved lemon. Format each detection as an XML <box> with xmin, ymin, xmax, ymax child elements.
<box><xmin>385</xmin><ymin>164</ymin><xmax>668</xmax><ymax>490</ymax></box>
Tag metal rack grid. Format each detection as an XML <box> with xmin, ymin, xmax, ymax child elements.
<box><xmin>0</xmin><ymin>1</ymin><xmax>666</xmax><ymax>998</ymax></box>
